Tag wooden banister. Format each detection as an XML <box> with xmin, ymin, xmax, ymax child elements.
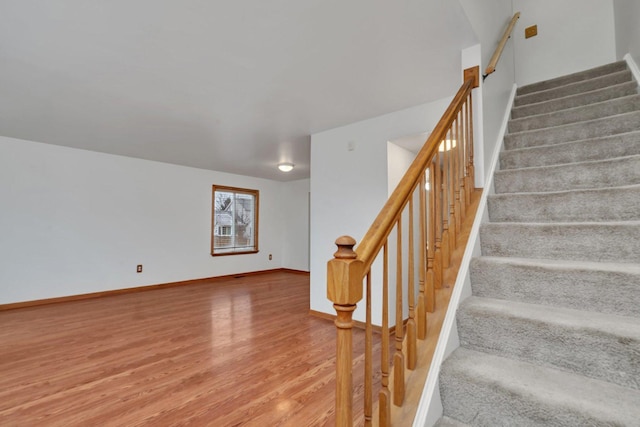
<box><xmin>484</xmin><ymin>12</ymin><xmax>520</xmax><ymax>78</ymax></box>
<box><xmin>355</xmin><ymin>79</ymin><xmax>474</xmax><ymax>274</ymax></box>
<box><xmin>327</xmin><ymin>67</ymin><xmax>479</xmax><ymax>427</ymax></box>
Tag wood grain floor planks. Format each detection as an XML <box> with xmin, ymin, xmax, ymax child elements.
<box><xmin>0</xmin><ymin>272</ymin><xmax>383</xmax><ymax>426</ymax></box>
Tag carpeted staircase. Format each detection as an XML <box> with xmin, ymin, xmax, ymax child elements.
<box><xmin>436</xmin><ymin>61</ymin><xmax>640</xmax><ymax>426</ymax></box>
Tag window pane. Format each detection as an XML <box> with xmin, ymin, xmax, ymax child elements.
<box><xmin>212</xmin><ymin>186</ymin><xmax>259</xmax><ymax>256</ymax></box>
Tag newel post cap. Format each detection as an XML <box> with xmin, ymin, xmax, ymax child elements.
<box><xmin>327</xmin><ymin>236</ymin><xmax>364</xmax><ymax>305</ymax></box>
<box><xmin>333</xmin><ymin>235</ymin><xmax>357</xmax><ymax>259</ymax></box>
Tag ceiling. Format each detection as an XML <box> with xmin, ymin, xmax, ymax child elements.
<box><xmin>0</xmin><ymin>1</ymin><xmax>476</xmax><ymax>181</ymax></box>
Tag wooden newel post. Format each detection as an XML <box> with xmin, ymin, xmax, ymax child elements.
<box><xmin>327</xmin><ymin>236</ymin><xmax>364</xmax><ymax>427</ymax></box>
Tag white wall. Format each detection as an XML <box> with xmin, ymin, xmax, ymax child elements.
<box><xmin>387</xmin><ymin>143</ymin><xmax>417</xmax><ymax>197</ymax></box>
<box><xmin>281</xmin><ymin>178</ymin><xmax>310</xmax><ymax>272</ymax></box>
<box><xmin>0</xmin><ymin>135</ymin><xmax>307</xmax><ymax>305</ymax></box>
<box><xmin>459</xmin><ymin>0</ymin><xmax>513</xmax><ymax>70</ymax></box>
<box><xmin>512</xmin><ymin>0</ymin><xmax>617</xmax><ymax>86</ymax></box>
<box><xmin>614</xmin><ymin>0</ymin><xmax>640</xmax><ymax>65</ymax></box>
<box><xmin>310</xmin><ymin>98</ymin><xmax>451</xmax><ymax>323</ymax></box>
<box><xmin>387</xmin><ymin>142</ymin><xmax>420</xmax><ymax>323</ymax></box>
<box><xmin>459</xmin><ymin>0</ymin><xmax>516</xmax><ymax>183</ymax></box>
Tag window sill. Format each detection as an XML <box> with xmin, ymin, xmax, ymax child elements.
<box><xmin>211</xmin><ymin>250</ymin><xmax>259</xmax><ymax>257</ymax></box>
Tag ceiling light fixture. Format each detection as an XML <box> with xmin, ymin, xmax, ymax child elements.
<box><xmin>278</xmin><ymin>162</ymin><xmax>294</xmax><ymax>172</ymax></box>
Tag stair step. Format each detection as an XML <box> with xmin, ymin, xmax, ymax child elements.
<box><xmin>500</xmin><ymin>131</ymin><xmax>640</xmax><ymax>170</ymax></box>
<box><xmin>504</xmin><ymin>110</ymin><xmax>640</xmax><ymax>150</ymax></box>
<box><xmin>511</xmin><ymin>81</ymin><xmax>639</xmax><ymax>119</ymax></box>
<box><xmin>433</xmin><ymin>416</ymin><xmax>470</xmax><ymax>427</ymax></box>
<box><xmin>480</xmin><ymin>221</ymin><xmax>640</xmax><ymax>263</ymax></box>
<box><xmin>494</xmin><ymin>155</ymin><xmax>640</xmax><ymax>194</ymax></box>
<box><xmin>440</xmin><ymin>348</ymin><xmax>640</xmax><ymax>426</ymax></box>
<box><xmin>508</xmin><ymin>95</ymin><xmax>640</xmax><ymax>133</ymax></box>
<box><xmin>514</xmin><ymin>70</ymin><xmax>633</xmax><ymax>107</ymax></box>
<box><xmin>439</xmin><ymin>61</ymin><xmax>640</xmax><ymax>427</ymax></box>
<box><xmin>516</xmin><ymin>61</ymin><xmax>629</xmax><ymax>96</ymax></box>
<box><xmin>488</xmin><ymin>184</ymin><xmax>640</xmax><ymax>222</ymax></box>
<box><xmin>457</xmin><ymin>297</ymin><xmax>640</xmax><ymax>390</ymax></box>
<box><xmin>470</xmin><ymin>256</ymin><xmax>640</xmax><ymax>317</ymax></box>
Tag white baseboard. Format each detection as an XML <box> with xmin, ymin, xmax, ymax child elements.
<box><xmin>624</xmin><ymin>54</ymin><xmax>640</xmax><ymax>87</ymax></box>
<box><xmin>412</xmin><ymin>82</ymin><xmax>518</xmax><ymax>427</ymax></box>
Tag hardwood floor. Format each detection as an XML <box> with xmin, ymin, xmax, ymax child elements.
<box><xmin>0</xmin><ymin>272</ymin><xmax>381</xmax><ymax>426</ymax></box>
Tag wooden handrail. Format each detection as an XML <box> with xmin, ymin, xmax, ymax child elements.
<box><xmin>327</xmin><ymin>67</ymin><xmax>479</xmax><ymax>426</ymax></box>
<box><xmin>484</xmin><ymin>12</ymin><xmax>520</xmax><ymax>78</ymax></box>
<box><xmin>355</xmin><ymin>78</ymin><xmax>474</xmax><ymax>274</ymax></box>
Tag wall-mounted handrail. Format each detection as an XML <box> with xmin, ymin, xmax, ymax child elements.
<box><xmin>327</xmin><ymin>67</ymin><xmax>479</xmax><ymax>426</ymax></box>
<box><xmin>484</xmin><ymin>12</ymin><xmax>520</xmax><ymax>79</ymax></box>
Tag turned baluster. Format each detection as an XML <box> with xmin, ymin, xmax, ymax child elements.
<box><xmin>327</xmin><ymin>236</ymin><xmax>363</xmax><ymax>427</ymax></box>
<box><xmin>417</xmin><ymin>173</ymin><xmax>428</xmax><ymax>338</ymax></box>
<box><xmin>463</xmin><ymin>99</ymin><xmax>471</xmax><ymax>205</ymax></box>
<box><xmin>393</xmin><ymin>218</ymin><xmax>405</xmax><ymax>406</ymax></box>
<box><xmin>379</xmin><ymin>243</ymin><xmax>391</xmax><ymax>426</ymax></box>
<box><xmin>441</xmin><ymin>139</ymin><xmax>451</xmax><ymax>270</ymax></box>
<box><xmin>407</xmin><ymin>192</ymin><xmax>417</xmax><ymax>370</ymax></box>
<box><xmin>457</xmin><ymin>105</ymin><xmax>467</xmax><ymax>221</ymax></box>
<box><xmin>447</xmin><ymin>127</ymin><xmax>457</xmax><ymax>248</ymax></box>
<box><xmin>458</xmin><ymin>101</ymin><xmax>469</xmax><ymax>214</ymax></box>
<box><xmin>427</xmin><ymin>164</ymin><xmax>437</xmax><ymax>311</ymax></box>
<box><xmin>467</xmin><ymin>94</ymin><xmax>476</xmax><ymax>195</ymax></box>
<box><xmin>364</xmin><ymin>273</ymin><xmax>372</xmax><ymax>427</ymax></box>
<box><xmin>454</xmin><ymin>114</ymin><xmax>463</xmax><ymax>232</ymax></box>
<box><xmin>433</xmin><ymin>152</ymin><xmax>444</xmax><ymax>290</ymax></box>
<box><xmin>463</xmin><ymin>101</ymin><xmax>470</xmax><ymax>208</ymax></box>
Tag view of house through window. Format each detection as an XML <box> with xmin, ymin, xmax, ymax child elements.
<box><xmin>211</xmin><ymin>185</ymin><xmax>259</xmax><ymax>255</ymax></box>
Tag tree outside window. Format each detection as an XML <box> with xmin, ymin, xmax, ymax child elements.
<box><xmin>211</xmin><ymin>185</ymin><xmax>259</xmax><ymax>255</ymax></box>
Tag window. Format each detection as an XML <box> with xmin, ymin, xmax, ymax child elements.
<box><xmin>217</xmin><ymin>225</ymin><xmax>232</xmax><ymax>236</ymax></box>
<box><xmin>211</xmin><ymin>185</ymin><xmax>259</xmax><ymax>256</ymax></box>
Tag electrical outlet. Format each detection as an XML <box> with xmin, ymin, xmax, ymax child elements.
<box><xmin>137</xmin><ymin>264</ymin><xmax>143</xmax><ymax>273</ymax></box>
<box><xmin>269</xmin><ymin>254</ymin><xmax>272</xmax><ymax>260</ymax></box>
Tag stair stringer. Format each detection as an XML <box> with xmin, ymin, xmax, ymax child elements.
<box><xmin>412</xmin><ymin>83</ymin><xmax>518</xmax><ymax>427</ymax></box>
